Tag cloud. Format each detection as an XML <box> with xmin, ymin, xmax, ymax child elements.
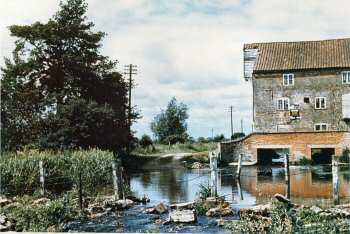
<box><xmin>1</xmin><ymin>0</ymin><xmax>350</xmax><ymax>138</ymax></box>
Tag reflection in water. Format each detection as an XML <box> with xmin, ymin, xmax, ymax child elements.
<box><xmin>129</xmin><ymin>164</ymin><xmax>350</xmax><ymax>208</ymax></box>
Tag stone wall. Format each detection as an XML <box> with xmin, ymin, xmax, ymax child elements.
<box><xmin>253</xmin><ymin>70</ymin><xmax>350</xmax><ymax>132</ymax></box>
<box><xmin>219</xmin><ymin>131</ymin><xmax>349</xmax><ymax>163</ymax></box>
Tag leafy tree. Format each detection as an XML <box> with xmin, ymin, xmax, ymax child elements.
<box><xmin>1</xmin><ymin>0</ymin><xmax>137</xmax><ymax>152</ymax></box>
<box><xmin>150</xmin><ymin>97</ymin><xmax>189</xmax><ymax>144</ymax></box>
<box><xmin>213</xmin><ymin>134</ymin><xmax>225</xmax><ymax>142</ymax></box>
<box><xmin>231</xmin><ymin>132</ymin><xmax>245</xmax><ymax>140</ymax></box>
<box><xmin>139</xmin><ymin>134</ymin><xmax>153</xmax><ymax>149</ymax></box>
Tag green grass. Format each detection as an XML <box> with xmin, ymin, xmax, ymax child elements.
<box><xmin>0</xmin><ymin>148</ymin><xmax>115</xmax><ymax>195</ymax></box>
<box><xmin>133</xmin><ymin>142</ymin><xmax>217</xmax><ymax>156</ymax></box>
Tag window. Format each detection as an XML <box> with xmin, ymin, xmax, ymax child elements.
<box><xmin>277</xmin><ymin>98</ymin><xmax>290</xmax><ymax>111</ymax></box>
<box><xmin>342</xmin><ymin>71</ymin><xmax>350</xmax><ymax>84</ymax></box>
<box><xmin>315</xmin><ymin>97</ymin><xmax>327</xmax><ymax>109</ymax></box>
<box><xmin>283</xmin><ymin>73</ymin><xmax>294</xmax><ymax>86</ymax></box>
<box><xmin>304</xmin><ymin>97</ymin><xmax>310</xmax><ymax>104</ymax></box>
<box><xmin>314</xmin><ymin>123</ymin><xmax>328</xmax><ymax>131</ymax></box>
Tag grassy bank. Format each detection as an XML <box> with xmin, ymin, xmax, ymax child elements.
<box><xmin>133</xmin><ymin>142</ymin><xmax>217</xmax><ymax>156</ymax></box>
<box><xmin>0</xmin><ymin>149</ymin><xmax>115</xmax><ymax>195</ymax></box>
<box><xmin>225</xmin><ymin>202</ymin><xmax>350</xmax><ymax>233</ymax></box>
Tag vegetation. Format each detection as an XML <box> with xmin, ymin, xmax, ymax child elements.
<box><xmin>150</xmin><ymin>97</ymin><xmax>189</xmax><ymax>144</ymax></box>
<box><xmin>133</xmin><ymin>141</ymin><xmax>216</xmax><ymax>155</ymax></box>
<box><xmin>338</xmin><ymin>148</ymin><xmax>350</xmax><ymax>163</ymax></box>
<box><xmin>0</xmin><ymin>148</ymin><xmax>115</xmax><ymax>195</ymax></box>
<box><xmin>299</xmin><ymin>156</ymin><xmax>313</xmax><ymax>165</ymax></box>
<box><xmin>0</xmin><ymin>194</ymin><xmax>82</xmax><ymax>232</ymax></box>
<box><xmin>139</xmin><ymin>134</ymin><xmax>154</xmax><ymax>149</ymax></box>
<box><xmin>226</xmin><ymin>202</ymin><xmax>350</xmax><ymax>233</ymax></box>
<box><xmin>1</xmin><ymin>0</ymin><xmax>137</xmax><ymax>152</ymax></box>
<box><xmin>231</xmin><ymin>132</ymin><xmax>245</xmax><ymax>140</ymax></box>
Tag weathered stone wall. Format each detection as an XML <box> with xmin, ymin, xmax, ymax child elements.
<box><xmin>220</xmin><ymin>131</ymin><xmax>349</xmax><ymax>163</ymax></box>
<box><xmin>253</xmin><ymin>70</ymin><xmax>350</xmax><ymax>132</ymax></box>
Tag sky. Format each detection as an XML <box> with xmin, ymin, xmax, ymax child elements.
<box><xmin>1</xmin><ymin>0</ymin><xmax>350</xmax><ymax>139</ymax></box>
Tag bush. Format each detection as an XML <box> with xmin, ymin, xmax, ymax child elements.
<box><xmin>231</xmin><ymin>132</ymin><xmax>245</xmax><ymax>140</ymax></box>
<box><xmin>0</xmin><ymin>194</ymin><xmax>81</xmax><ymax>232</ymax></box>
<box><xmin>166</xmin><ymin>134</ymin><xmax>187</xmax><ymax>145</ymax></box>
<box><xmin>339</xmin><ymin>148</ymin><xmax>350</xmax><ymax>163</ymax></box>
<box><xmin>0</xmin><ymin>149</ymin><xmax>115</xmax><ymax>195</ymax></box>
<box><xmin>139</xmin><ymin>134</ymin><xmax>153</xmax><ymax>148</ymax></box>
<box><xmin>299</xmin><ymin>156</ymin><xmax>313</xmax><ymax>165</ymax></box>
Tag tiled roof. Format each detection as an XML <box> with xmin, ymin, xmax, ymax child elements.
<box><xmin>244</xmin><ymin>38</ymin><xmax>350</xmax><ymax>72</ymax></box>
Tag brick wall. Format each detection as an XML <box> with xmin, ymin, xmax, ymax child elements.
<box><xmin>220</xmin><ymin>131</ymin><xmax>349</xmax><ymax>163</ymax></box>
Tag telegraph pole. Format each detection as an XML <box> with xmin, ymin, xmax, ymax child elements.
<box><xmin>124</xmin><ymin>64</ymin><xmax>137</xmax><ymax>155</ymax></box>
<box><xmin>241</xmin><ymin>119</ymin><xmax>243</xmax><ymax>133</ymax></box>
<box><xmin>230</xmin><ymin>106</ymin><xmax>234</xmax><ymax>139</ymax></box>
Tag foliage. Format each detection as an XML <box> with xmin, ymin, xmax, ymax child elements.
<box><xmin>197</xmin><ymin>182</ymin><xmax>211</xmax><ymax>200</ymax></box>
<box><xmin>0</xmin><ymin>194</ymin><xmax>82</xmax><ymax>232</ymax></box>
<box><xmin>139</xmin><ymin>134</ymin><xmax>153</xmax><ymax>149</ymax></box>
<box><xmin>1</xmin><ymin>0</ymin><xmax>136</xmax><ymax>151</ymax></box>
<box><xmin>150</xmin><ymin>97</ymin><xmax>189</xmax><ymax>144</ymax></box>
<box><xmin>226</xmin><ymin>202</ymin><xmax>350</xmax><ymax>233</ymax></box>
<box><xmin>231</xmin><ymin>132</ymin><xmax>245</xmax><ymax>140</ymax></box>
<box><xmin>213</xmin><ymin>134</ymin><xmax>225</xmax><ymax>142</ymax></box>
<box><xmin>338</xmin><ymin>148</ymin><xmax>350</xmax><ymax>163</ymax></box>
<box><xmin>299</xmin><ymin>156</ymin><xmax>313</xmax><ymax>165</ymax></box>
<box><xmin>0</xmin><ymin>148</ymin><xmax>115</xmax><ymax>195</ymax></box>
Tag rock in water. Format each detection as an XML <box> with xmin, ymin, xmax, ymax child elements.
<box><xmin>154</xmin><ymin>203</ymin><xmax>168</xmax><ymax>214</ymax></box>
<box><xmin>310</xmin><ymin>205</ymin><xmax>323</xmax><ymax>214</ymax></box>
<box><xmin>206</xmin><ymin>206</ymin><xmax>233</xmax><ymax>217</ymax></box>
<box><xmin>169</xmin><ymin>209</ymin><xmax>197</xmax><ymax>223</ymax></box>
<box><xmin>170</xmin><ymin>201</ymin><xmax>195</xmax><ymax>210</ymax></box>
<box><xmin>239</xmin><ymin>203</ymin><xmax>272</xmax><ymax>219</ymax></box>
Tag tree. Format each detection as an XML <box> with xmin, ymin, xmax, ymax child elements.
<box><xmin>1</xmin><ymin>0</ymin><xmax>137</xmax><ymax>152</ymax></box>
<box><xmin>150</xmin><ymin>97</ymin><xmax>188</xmax><ymax>144</ymax></box>
<box><xmin>139</xmin><ymin>134</ymin><xmax>153</xmax><ymax>149</ymax></box>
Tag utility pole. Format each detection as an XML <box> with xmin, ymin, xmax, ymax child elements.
<box><xmin>230</xmin><ymin>106</ymin><xmax>233</xmax><ymax>136</ymax></box>
<box><xmin>124</xmin><ymin>64</ymin><xmax>137</xmax><ymax>155</ymax></box>
<box><xmin>211</xmin><ymin>128</ymin><xmax>214</xmax><ymax>140</ymax></box>
<box><xmin>241</xmin><ymin>119</ymin><xmax>243</xmax><ymax>133</ymax></box>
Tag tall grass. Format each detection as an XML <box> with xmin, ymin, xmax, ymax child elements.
<box><xmin>134</xmin><ymin>142</ymin><xmax>217</xmax><ymax>155</ymax></box>
<box><xmin>0</xmin><ymin>148</ymin><xmax>115</xmax><ymax>195</ymax></box>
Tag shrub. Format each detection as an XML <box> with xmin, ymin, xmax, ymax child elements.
<box><xmin>166</xmin><ymin>134</ymin><xmax>187</xmax><ymax>145</ymax></box>
<box><xmin>197</xmin><ymin>182</ymin><xmax>211</xmax><ymax>199</ymax></box>
<box><xmin>0</xmin><ymin>149</ymin><xmax>115</xmax><ymax>195</ymax></box>
<box><xmin>139</xmin><ymin>135</ymin><xmax>153</xmax><ymax>148</ymax></box>
<box><xmin>0</xmin><ymin>194</ymin><xmax>81</xmax><ymax>232</ymax></box>
<box><xmin>299</xmin><ymin>156</ymin><xmax>312</xmax><ymax>165</ymax></box>
<box><xmin>339</xmin><ymin>148</ymin><xmax>350</xmax><ymax>163</ymax></box>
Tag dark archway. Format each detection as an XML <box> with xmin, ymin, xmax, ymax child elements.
<box><xmin>311</xmin><ymin>148</ymin><xmax>334</xmax><ymax>165</ymax></box>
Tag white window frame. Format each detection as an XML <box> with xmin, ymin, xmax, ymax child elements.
<box><xmin>342</xmin><ymin>71</ymin><xmax>350</xmax><ymax>84</ymax></box>
<box><xmin>315</xmin><ymin>97</ymin><xmax>327</xmax><ymax>109</ymax></box>
<box><xmin>283</xmin><ymin>73</ymin><xmax>294</xmax><ymax>86</ymax></box>
<box><xmin>314</xmin><ymin>123</ymin><xmax>328</xmax><ymax>131</ymax></box>
<box><xmin>277</xmin><ymin>97</ymin><xmax>290</xmax><ymax>111</ymax></box>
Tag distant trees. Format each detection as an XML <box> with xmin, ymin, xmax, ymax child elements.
<box><xmin>1</xmin><ymin>0</ymin><xmax>137</xmax><ymax>152</ymax></box>
<box><xmin>150</xmin><ymin>97</ymin><xmax>189</xmax><ymax>144</ymax></box>
<box><xmin>139</xmin><ymin>134</ymin><xmax>153</xmax><ymax>149</ymax></box>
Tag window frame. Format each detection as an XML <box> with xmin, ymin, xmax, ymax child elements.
<box><xmin>283</xmin><ymin>73</ymin><xmax>295</xmax><ymax>86</ymax></box>
<box><xmin>314</xmin><ymin>97</ymin><xmax>327</xmax><ymax>110</ymax></box>
<box><xmin>342</xmin><ymin>71</ymin><xmax>350</xmax><ymax>84</ymax></box>
<box><xmin>277</xmin><ymin>97</ymin><xmax>290</xmax><ymax>111</ymax></box>
<box><xmin>314</xmin><ymin>123</ymin><xmax>328</xmax><ymax>131</ymax></box>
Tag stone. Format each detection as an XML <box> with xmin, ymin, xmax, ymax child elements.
<box><xmin>115</xmin><ymin>199</ymin><xmax>134</xmax><ymax>210</ymax></box>
<box><xmin>154</xmin><ymin>203</ymin><xmax>168</xmax><ymax>214</ymax></box>
<box><xmin>88</xmin><ymin>203</ymin><xmax>105</xmax><ymax>214</ymax></box>
<box><xmin>239</xmin><ymin>203</ymin><xmax>272</xmax><ymax>219</ymax></box>
<box><xmin>191</xmin><ymin>162</ymin><xmax>204</xmax><ymax>169</ymax></box>
<box><xmin>169</xmin><ymin>209</ymin><xmax>197</xmax><ymax>223</ymax></box>
<box><xmin>274</xmin><ymin>194</ymin><xmax>293</xmax><ymax>207</ymax></box>
<box><xmin>0</xmin><ymin>198</ymin><xmax>11</xmax><ymax>206</ymax></box>
<box><xmin>206</xmin><ymin>206</ymin><xmax>233</xmax><ymax>217</ymax></box>
<box><xmin>310</xmin><ymin>205</ymin><xmax>323</xmax><ymax>214</ymax></box>
<box><xmin>0</xmin><ymin>224</ymin><xmax>8</xmax><ymax>232</ymax></box>
<box><xmin>205</xmin><ymin>197</ymin><xmax>224</xmax><ymax>206</ymax></box>
<box><xmin>0</xmin><ymin>214</ymin><xmax>6</xmax><ymax>225</ymax></box>
<box><xmin>170</xmin><ymin>201</ymin><xmax>195</xmax><ymax>210</ymax></box>
<box><xmin>32</xmin><ymin>197</ymin><xmax>50</xmax><ymax>205</ymax></box>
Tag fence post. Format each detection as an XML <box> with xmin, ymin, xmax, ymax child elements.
<box><xmin>284</xmin><ymin>153</ymin><xmax>290</xmax><ymax>199</ymax></box>
<box><xmin>120</xmin><ymin>167</ymin><xmax>125</xmax><ymax>200</ymax></box>
<box><xmin>210</xmin><ymin>151</ymin><xmax>218</xmax><ymax>197</ymax></box>
<box><xmin>39</xmin><ymin>160</ymin><xmax>45</xmax><ymax>196</ymax></box>
<box><xmin>332</xmin><ymin>155</ymin><xmax>340</xmax><ymax>205</ymax></box>
<box><xmin>78</xmin><ymin>171</ymin><xmax>83</xmax><ymax>210</ymax></box>
<box><xmin>236</xmin><ymin>178</ymin><xmax>243</xmax><ymax>200</ymax></box>
<box><xmin>112</xmin><ymin>161</ymin><xmax>120</xmax><ymax>200</ymax></box>
<box><xmin>235</xmin><ymin>154</ymin><xmax>242</xmax><ymax>179</ymax></box>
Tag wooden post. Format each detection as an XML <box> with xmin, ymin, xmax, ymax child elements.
<box><xmin>284</xmin><ymin>153</ymin><xmax>290</xmax><ymax>182</ymax></box>
<box><xmin>78</xmin><ymin>171</ymin><xmax>83</xmax><ymax>210</ymax></box>
<box><xmin>39</xmin><ymin>160</ymin><xmax>45</xmax><ymax>196</ymax></box>
<box><xmin>120</xmin><ymin>167</ymin><xmax>125</xmax><ymax>200</ymax></box>
<box><xmin>112</xmin><ymin>161</ymin><xmax>120</xmax><ymax>200</ymax></box>
<box><xmin>210</xmin><ymin>152</ymin><xmax>218</xmax><ymax>197</ymax></box>
<box><xmin>236</xmin><ymin>154</ymin><xmax>242</xmax><ymax>179</ymax></box>
<box><xmin>332</xmin><ymin>156</ymin><xmax>340</xmax><ymax>205</ymax></box>
<box><xmin>236</xmin><ymin>178</ymin><xmax>243</xmax><ymax>200</ymax></box>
